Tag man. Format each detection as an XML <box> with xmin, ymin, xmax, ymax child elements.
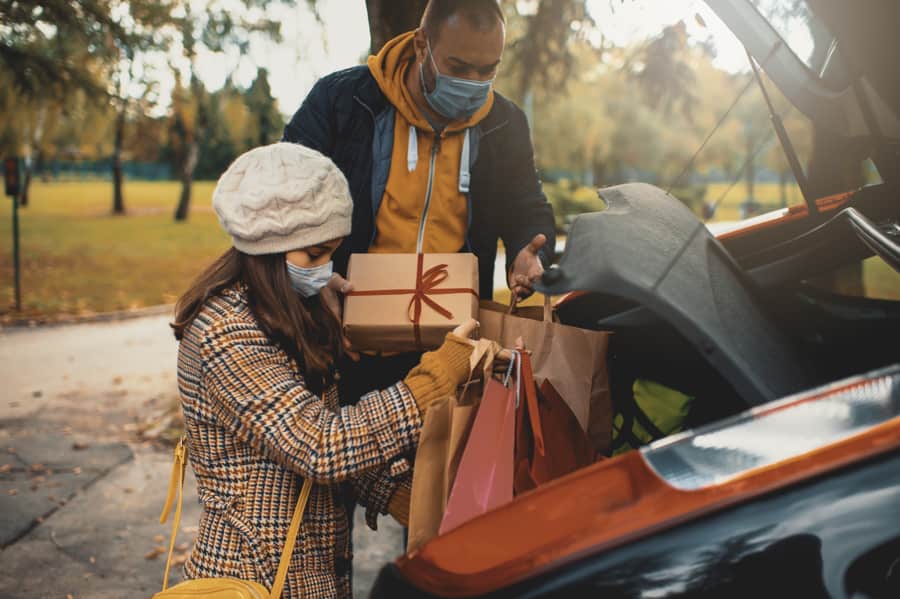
<box><xmin>283</xmin><ymin>0</ymin><xmax>555</xmax><ymax>392</ymax></box>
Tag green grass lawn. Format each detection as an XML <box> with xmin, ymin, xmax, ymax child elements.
<box><xmin>0</xmin><ymin>181</ymin><xmax>231</xmax><ymax>320</ymax></box>
<box><xmin>1</xmin><ymin>180</ymin><xmax>897</xmax><ymax>321</ymax></box>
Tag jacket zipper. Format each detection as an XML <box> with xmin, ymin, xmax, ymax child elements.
<box><xmin>416</xmin><ymin>132</ymin><xmax>441</xmax><ymax>254</ymax></box>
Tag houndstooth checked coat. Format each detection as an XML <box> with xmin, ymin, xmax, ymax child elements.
<box><xmin>176</xmin><ymin>284</ymin><xmax>419</xmax><ymax>597</ymax></box>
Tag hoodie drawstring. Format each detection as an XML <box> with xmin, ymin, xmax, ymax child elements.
<box><xmin>458</xmin><ymin>128</ymin><xmax>471</xmax><ymax>194</ymax></box>
<box><xmin>410</xmin><ymin>125</ymin><xmax>471</xmax><ymax>194</ymax></box>
<box><xmin>407</xmin><ymin>125</ymin><xmax>418</xmax><ymax>173</ymax></box>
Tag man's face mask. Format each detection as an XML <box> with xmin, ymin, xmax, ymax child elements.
<box><xmin>286</xmin><ymin>259</ymin><xmax>333</xmax><ymax>298</ymax></box>
<box><xmin>420</xmin><ymin>38</ymin><xmax>493</xmax><ymax>121</ymax></box>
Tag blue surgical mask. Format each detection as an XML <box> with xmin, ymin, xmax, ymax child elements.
<box><xmin>286</xmin><ymin>260</ymin><xmax>333</xmax><ymax>297</ymax></box>
<box><xmin>421</xmin><ymin>39</ymin><xmax>493</xmax><ymax>121</ymax></box>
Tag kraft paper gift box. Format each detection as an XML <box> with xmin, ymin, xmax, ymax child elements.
<box><xmin>343</xmin><ymin>253</ymin><xmax>479</xmax><ymax>352</ymax></box>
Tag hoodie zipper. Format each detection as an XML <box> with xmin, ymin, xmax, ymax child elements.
<box><xmin>416</xmin><ymin>132</ymin><xmax>441</xmax><ymax>254</ymax></box>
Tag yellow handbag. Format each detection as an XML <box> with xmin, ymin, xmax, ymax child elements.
<box><xmin>153</xmin><ymin>437</ymin><xmax>313</xmax><ymax>599</ymax></box>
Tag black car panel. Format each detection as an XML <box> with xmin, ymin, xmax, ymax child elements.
<box><xmin>705</xmin><ymin>0</ymin><xmax>900</xmax><ymax>143</ymax></box>
<box><xmin>537</xmin><ymin>182</ymin><xmax>814</xmax><ymax>407</ymax></box>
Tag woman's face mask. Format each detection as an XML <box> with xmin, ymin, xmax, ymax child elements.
<box><xmin>286</xmin><ymin>260</ymin><xmax>333</xmax><ymax>298</ymax></box>
<box><xmin>420</xmin><ymin>38</ymin><xmax>493</xmax><ymax>121</ymax></box>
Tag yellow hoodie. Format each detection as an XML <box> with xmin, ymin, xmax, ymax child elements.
<box><xmin>366</xmin><ymin>32</ymin><xmax>494</xmax><ymax>254</ymax></box>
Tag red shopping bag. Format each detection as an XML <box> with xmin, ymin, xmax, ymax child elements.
<box><xmin>515</xmin><ymin>351</ymin><xmax>594</xmax><ymax>494</ymax></box>
<box><xmin>438</xmin><ymin>376</ymin><xmax>516</xmax><ymax>535</ymax></box>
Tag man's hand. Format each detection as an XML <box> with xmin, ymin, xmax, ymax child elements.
<box><xmin>508</xmin><ymin>234</ymin><xmax>547</xmax><ymax>301</ymax></box>
<box><xmin>321</xmin><ymin>273</ymin><xmax>359</xmax><ymax>361</ymax></box>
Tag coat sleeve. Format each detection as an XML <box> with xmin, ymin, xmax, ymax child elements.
<box><xmin>496</xmin><ymin>107</ymin><xmax>557</xmax><ymax>274</ymax></box>
<box><xmin>200</xmin><ymin>318</ymin><xmax>421</xmax><ymax>484</ymax></box>
<box><xmin>282</xmin><ymin>76</ymin><xmax>336</xmax><ymax>155</ymax></box>
<box><xmin>349</xmin><ymin>462</ymin><xmax>412</xmax><ymax>531</ymax></box>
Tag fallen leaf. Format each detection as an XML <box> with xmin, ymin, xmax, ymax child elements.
<box><xmin>30</xmin><ymin>463</ymin><xmax>45</xmax><ymax>472</ymax></box>
<box><xmin>175</xmin><ymin>542</ymin><xmax>188</xmax><ymax>552</ymax></box>
<box><xmin>153</xmin><ymin>534</ymin><xmax>165</xmax><ymax>543</ymax></box>
<box><xmin>36</xmin><ymin>516</ymin><xmax>44</xmax><ymax>523</ymax></box>
<box><xmin>123</xmin><ymin>487</ymin><xmax>134</xmax><ymax>494</ymax></box>
<box><xmin>112</xmin><ymin>376</ymin><xmax>123</xmax><ymax>385</ymax></box>
<box><xmin>67</xmin><ymin>594</ymin><xmax>75</xmax><ymax>599</ymax></box>
<box><xmin>72</xmin><ymin>467</ymin><xmax>82</xmax><ymax>475</ymax></box>
<box><xmin>145</xmin><ymin>546</ymin><xmax>167</xmax><ymax>560</ymax></box>
<box><xmin>0</xmin><ymin>463</ymin><xmax>12</xmax><ymax>473</ymax></box>
<box><xmin>32</xmin><ymin>390</ymin><xmax>43</xmax><ymax>398</ymax></box>
<box><xmin>72</xmin><ymin>442</ymin><xmax>90</xmax><ymax>450</ymax></box>
<box><xmin>6</xmin><ymin>447</ymin><xmax>15</xmax><ymax>454</ymax></box>
<box><xmin>89</xmin><ymin>556</ymin><xmax>96</xmax><ymax>564</ymax></box>
<box><xmin>181</xmin><ymin>525</ymin><xmax>199</xmax><ymax>534</ymax></box>
<box><xmin>7</xmin><ymin>489</ymin><xmax>17</xmax><ymax>496</ymax></box>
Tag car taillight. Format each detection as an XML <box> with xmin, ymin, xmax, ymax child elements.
<box><xmin>642</xmin><ymin>366</ymin><xmax>900</xmax><ymax>491</ymax></box>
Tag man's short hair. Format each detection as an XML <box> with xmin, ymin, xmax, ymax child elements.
<box><xmin>422</xmin><ymin>0</ymin><xmax>505</xmax><ymax>43</ymax></box>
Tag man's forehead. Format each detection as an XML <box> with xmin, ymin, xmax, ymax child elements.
<box><xmin>433</xmin><ymin>13</ymin><xmax>505</xmax><ymax>60</ymax></box>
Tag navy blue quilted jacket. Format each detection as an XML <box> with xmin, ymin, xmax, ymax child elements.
<box><xmin>282</xmin><ymin>65</ymin><xmax>556</xmax><ymax>299</ymax></box>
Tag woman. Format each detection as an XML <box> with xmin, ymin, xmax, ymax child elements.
<box><xmin>171</xmin><ymin>142</ymin><xmax>477</xmax><ymax>597</ymax></box>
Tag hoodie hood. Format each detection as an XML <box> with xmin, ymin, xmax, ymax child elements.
<box><xmin>367</xmin><ymin>31</ymin><xmax>494</xmax><ymax>133</ymax></box>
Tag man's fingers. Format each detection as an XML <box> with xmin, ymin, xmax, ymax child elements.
<box><xmin>525</xmin><ymin>233</ymin><xmax>547</xmax><ymax>255</ymax></box>
<box><xmin>512</xmin><ymin>285</ymin><xmax>535</xmax><ymax>300</ymax></box>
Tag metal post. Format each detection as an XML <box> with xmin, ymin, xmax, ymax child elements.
<box><xmin>12</xmin><ymin>183</ymin><xmax>21</xmax><ymax>311</ymax></box>
<box><xmin>4</xmin><ymin>156</ymin><xmax>22</xmax><ymax>311</ymax></box>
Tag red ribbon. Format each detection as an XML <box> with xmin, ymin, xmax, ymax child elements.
<box><xmin>347</xmin><ymin>253</ymin><xmax>479</xmax><ymax>348</ymax></box>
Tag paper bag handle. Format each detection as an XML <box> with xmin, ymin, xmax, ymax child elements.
<box><xmin>520</xmin><ymin>351</ymin><xmax>545</xmax><ymax>456</ymax></box>
<box><xmin>459</xmin><ymin>338</ymin><xmax>502</xmax><ymax>400</ymax></box>
<box><xmin>507</xmin><ymin>294</ymin><xmax>554</xmax><ymax>324</ymax></box>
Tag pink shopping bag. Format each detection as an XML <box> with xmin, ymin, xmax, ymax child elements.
<box><xmin>438</xmin><ymin>376</ymin><xmax>516</xmax><ymax>535</ymax></box>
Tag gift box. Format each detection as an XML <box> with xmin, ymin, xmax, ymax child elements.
<box><xmin>343</xmin><ymin>253</ymin><xmax>479</xmax><ymax>352</ymax></box>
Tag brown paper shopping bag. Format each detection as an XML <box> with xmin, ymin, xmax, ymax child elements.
<box><xmin>406</xmin><ymin>339</ymin><xmax>502</xmax><ymax>553</ymax></box>
<box><xmin>479</xmin><ymin>297</ymin><xmax>613</xmax><ymax>455</ymax></box>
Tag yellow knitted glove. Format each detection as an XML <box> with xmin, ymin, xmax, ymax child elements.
<box><xmin>387</xmin><ymin>485</ymin><xmax>411</xmax><ymax>527</ymax></box>
<box><xmin>403</xmin><ymin>333</ymin><xmax>474</xmax><ymax>412</ymax></box>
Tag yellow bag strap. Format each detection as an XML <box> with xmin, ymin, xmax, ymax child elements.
<box><xmin>159</xmin><ymin>436</ymin><xmax>313</xmax><ymax>598</ymax></box>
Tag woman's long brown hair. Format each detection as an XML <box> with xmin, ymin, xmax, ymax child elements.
<box><xmin>172</xmin><ymin>247</ymin><xmax>344</xmax><ymax>393</ymax></box>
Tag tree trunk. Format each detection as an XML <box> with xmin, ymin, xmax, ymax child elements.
<box><xmin>174</xmin><ymin>141</ymin><xmax>198</xmax><ymax>222</ymax></box>
<box><xmin>20</xmin><ymin>164</ymin><xmax>32</xmax><ymax>207</ymax></box>
<box><xmin>112</xmin><ymin>103</ymin><xmax>127</xmax><ymax>215</ymax></box>
<box><xmin>20</xmin><ymin>104</ymin><xmax>49</xmax><ymax>208</ymax></box>
<box><xmin>365</xmin><ymin>0</ymin><xmax>428</xmax><ymax>55</ymax></box>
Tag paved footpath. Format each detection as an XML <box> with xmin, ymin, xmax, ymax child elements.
<box><xmin>0</xmin><ymin>314</ymin><xmax>402</xmax><ymax>598</ymax></box>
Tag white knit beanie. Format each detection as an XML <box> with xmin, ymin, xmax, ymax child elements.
<box><xmin>212</xmin><ymin>142</ymin><xmax>353</xmax><ymax>255</ymax></box>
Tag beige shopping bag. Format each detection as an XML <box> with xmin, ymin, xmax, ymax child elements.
<box><xmin>478</xmin><ymin>298</ymin><xmax>612</xmax><ymax>455</ymax></box>
<box><xmin>406</xmin><ymin>339</ymin><xmax>502</xmax><ymax>553</ymax></box>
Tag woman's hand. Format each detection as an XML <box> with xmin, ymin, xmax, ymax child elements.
<box><xmin>321</xmin><ymin>273</ymin><xmax>359</xmax><ymax>361</ymax></box>
<box><xmin>449</xmin><ymin>318</ymin><xmax>521</xmax><ymax>366</ymax></box>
